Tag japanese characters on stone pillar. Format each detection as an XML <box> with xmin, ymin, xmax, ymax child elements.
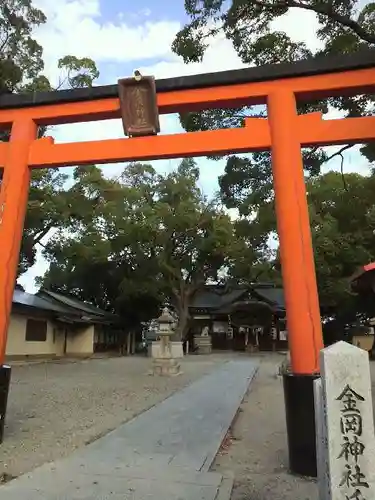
<box><xmin>314</xmin><ymin>378</ymin><xmax>331</xmax><ymax>500</ymax></box>
<box><xmin>315</xmin><ymin>341</ymin><xmax>375</xmax><ymax>500</ymax></box>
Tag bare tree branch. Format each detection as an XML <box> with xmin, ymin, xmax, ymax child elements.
<box><xmin>338</xmin><ymin>150</ymin><xmax>349</xmax><ymax>192</ymax></box>
<box><xmin>0</xmin><ymin>31</ymin><xmax>11</xmax><ymax>53</ymax></box>
<box><xmin>325</xmin><ymin>144</ymin><xmax>353</xmax><ymax>163</ymax></box>
<box><xmin>31</xmin><ymin>223</ymin><xmax>56</xmax><ymax>246</ymax></box>
<box><xmin>249</xmin><ymin>0</ymin><xmax>375</xmax><ymax>44</ymax></box>
<box><xmin>316</xmin><ymin>144</ymin><xmax>352</xmax><ymax>191</ymax></box>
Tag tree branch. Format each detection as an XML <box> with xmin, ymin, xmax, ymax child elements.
<box><xmin>337</xmin><ymin>150</ymin><xmax>349</xmax><ymax>192</ymax></box>
<box><xmin>251</xmin><ymin>0</ymin><xmax>375</xmax><ymax>45</ymax></box>
<box><xmin>324</xmin><ymin>144</ymin><xmax>353</xmax><ymax>163</ymax></box>
<box><xmin>318</xmin><ymin>144</ymin><xmax>352</xmax><ymax>191</ymax></box>
<box><xmin>0</xmin><ymin>31</ymin><xmax>11</xmax><ymax>53</ymax></box>
<box><xmin>31</xmin><ymin>223</ymin><xmax>55</xmax><ymax>246</ymax></box>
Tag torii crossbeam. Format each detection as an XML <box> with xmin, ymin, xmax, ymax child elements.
<box><xmin>0</xmin><ymin>49</ymin><xmax>374</xmax><ymax>474</ymax></box>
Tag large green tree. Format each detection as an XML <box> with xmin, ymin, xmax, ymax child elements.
<box><xmin>308</xmin><ymin>171</ymin><xmax>375</xmax><ymax>320</ymax></box>
<box><xmin>172</xmin><ymin>0</ymin><xmax>375</xmax><ymax>254</ymax></box>
<box><xmin>37</xmin><ymin>165</ymin><xmax>163</xmax><ymax>326</ymax></box>
<box><xmin>139</xmin><ymin>158</ymin><xmax>240</xmax><ymax>338</ymax></box>
<box><xmin>250</xmin><ymin>170</ymin><xmax>375</xmax><ymax>323</ymax></box>
<box><xmin>172</xmin><ymin>1</ymin><xmax>375</xmax><ymax>325</ymax></box>
<box><xmin>173</xmin><ymin>1</ymin><xmax>375</xmax><ymax>64</ymax></box>
<box><xmin>0</xmin><ymin>0</ymin><xmax>99</xmax><ymax>93</ymax></box>
<box><xmin>40</xmin><ymin>160</ymin><xmax>243</xmax><ymax>336</ymax></box>
<box><xmin>0</xmin><ymin>0</ymin><xmax>47</xmax><ymax>94</ymax></box>
<box><xmin>0</xmin><ymin>0</ymin><xmax>99</xmax><ymax>276</ymax></box>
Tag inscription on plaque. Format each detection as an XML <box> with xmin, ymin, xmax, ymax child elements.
<box><xmin>118</xmin><ymin>76</ymin><xmax>160</xmax><ymax>137</ymax></box>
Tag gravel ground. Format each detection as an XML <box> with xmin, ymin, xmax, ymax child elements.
<box><xmin>3</xmin><ymin>351</ymin><xmax>374</xmax><ymax>496</ymax></box>
<box><xmin>213</xmin><ymin>354</ymin><xmax>375</xmax><ymax>500</ymax></box>
<box><xmin>213</xmin><ymin>354</ymin><xmax>318</xmax><ymax>500</ymax></box>
<box><xmin>0</xmin><ymin>354</ymin><xmax>227</xmax><ymax>479</ymax></box>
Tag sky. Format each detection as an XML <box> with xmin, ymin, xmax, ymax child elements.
<box><xmin>18</xmin><ymin>0</ymin><xmax>372</xmax><ymax>292</ymax></box>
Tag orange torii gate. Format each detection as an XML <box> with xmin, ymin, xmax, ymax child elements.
<box><xmin>0</xmin><ymin>50</ymin><xmax>374</xmax><ymax>475</ymax></box>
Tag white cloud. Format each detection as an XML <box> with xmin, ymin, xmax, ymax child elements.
<box><xmin>140</xmin><ymin>8</ymin><xmax>152</xmax><ymax>17</ymax></box>
<box><xmin>33</xmin><ymin>0</ymin><xmax>180</xmax><ymax>85</ymax></box>
<box><xmin>31</xmin><ymin>0</ymin><xmax>243</xmax><ymax>189</ymax></box>
<box><xmin>138</xmin><ymin>30</ymin><xmax>245</xmax><ymax>79</ymax></box>
<box><xmin>271</xmin><ymin>7</ymin><xmax>323</xmax><ymax>52</ymax></box>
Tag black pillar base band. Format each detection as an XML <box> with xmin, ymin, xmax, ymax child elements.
<box><xmin>283</xmin><ymin>372</ymin><xmax>319</xmax><ymax>478</ymax></box>
<box><xmin>0</xmin><ymin>365</ymin><xmax>11</xmax><ymax>444</ymax></box>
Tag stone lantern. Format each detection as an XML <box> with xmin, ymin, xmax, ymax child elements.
<box><xmin>157</xmin><ymin>307</ymin><xmax>174</xmax><ymax>356</ymax></box>
<box><xmin>152</xmin><ymin>307</ymin><xmax>181</xmax><ymax>376</ymax></box>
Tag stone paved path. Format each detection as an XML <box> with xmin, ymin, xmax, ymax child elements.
<box><xmin>0</xmin><ymin>360</ymin><xmax>258</xmax><ymax>500</ymax></box>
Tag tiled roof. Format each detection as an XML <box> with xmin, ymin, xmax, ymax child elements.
<box><xmin>13</xmin><ymin>289</ymin><xmax>118</xmax><ymax>324</ymax></box>
<box><xmin>190</xmin><ymin>284</ymin><xmax>285</xmax><ymax>312</ymax></box>
<box><xmin>13</xmin><ymin>289</ymin><xmax>74</xmax><ymax>315</ymax></box>
<box><xmin>252</xmin><ymin>287</ymin><xmax>285</xmax><ymax>309</ymax></box>
<box><xmin>38</xmin><ymin>290</ymin><xmax>111</xmax><ymax>317</ymax></box>
<box><xmin>190</xmin><ymin>286</ymin><xmax>247</xmax><ymax>310</ymax></box>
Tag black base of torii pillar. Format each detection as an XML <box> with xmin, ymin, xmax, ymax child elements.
<box><xmin>283</xmin><ymin>372</ymin><xmax>319</xmax><ymax>477</ymax></box>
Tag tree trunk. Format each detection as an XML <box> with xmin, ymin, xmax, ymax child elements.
<box><xmin>175</xmin><ymin>301</ymin><xmax>190</xmax><ymax>341</ymax></box>
<box><xmin>172</xmin><ymin>280</ymin><xmax>203</xmax><ymax>342</ymax></box>
<box><xmin>127</xmin><ymin>332</ymin><xmax>131</xmax><ymax>355</ymax></box>
<box><xmin>131</xmin><ymin>332</ymin><xmax>135</xmax><ymax>354</ymax></box>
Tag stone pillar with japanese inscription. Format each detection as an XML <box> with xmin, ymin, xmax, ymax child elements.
<box><xmin>316</xmin><ymin>341</ymin><xmax>375</xmax><ymax>500</ymax></box>
<box><xmin>314</xmin><ymin>378</ymin><xmax>331</xmax><ymax>500</ymax></box>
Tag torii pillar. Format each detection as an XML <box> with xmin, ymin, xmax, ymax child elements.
<box><xmin>268</xmin><ymin>90</ymin><xmax>323</xmax><ymax>478</ymax></box>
